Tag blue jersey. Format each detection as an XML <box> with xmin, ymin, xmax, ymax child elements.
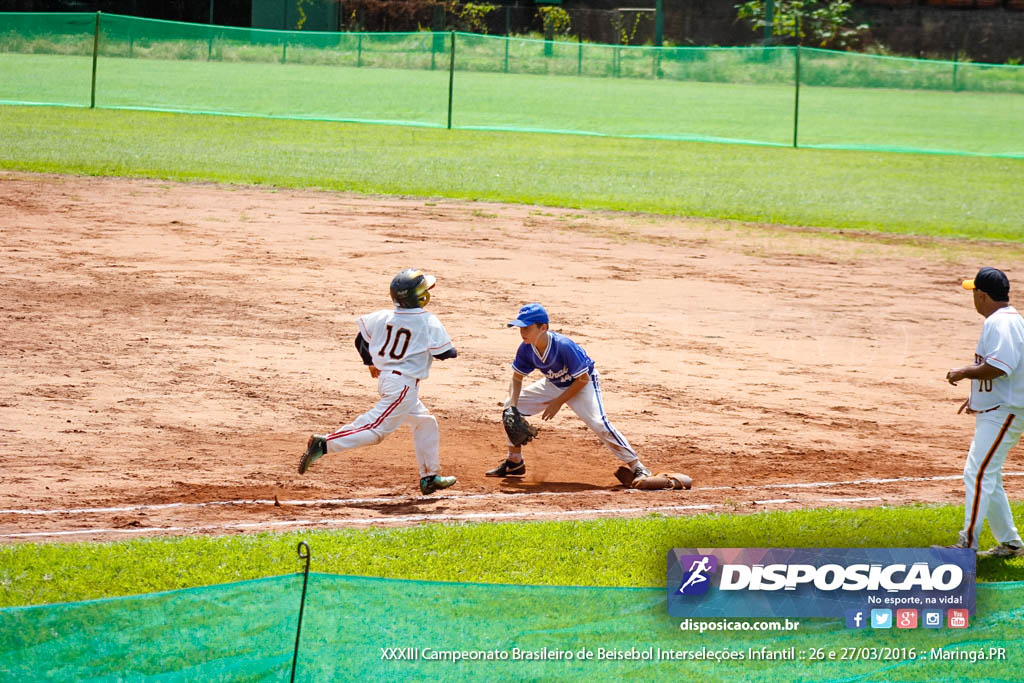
<box><xmin>511</xmin><ymin>332</ymin><xmax>595</xmax><ymax>389</ymax></box>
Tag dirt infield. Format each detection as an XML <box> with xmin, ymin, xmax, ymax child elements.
<box><xmin>2</xmin><ymin>171</ymin><xmax>1022</xmax><ymax>542</ymax></box>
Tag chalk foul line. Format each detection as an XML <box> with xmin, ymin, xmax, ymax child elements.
<box><xmin>2</xmin><ymin>472</ymin><xmax>1019</xmax><ymax>539</ymax></box>
<box><xmin>2</xmin><ymin>471</ymin><xmax>1018</xmax><ymax>518</ymax></box>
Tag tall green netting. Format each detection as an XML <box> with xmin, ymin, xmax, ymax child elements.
<box><xmin>0</xmin><ymin>574</ymin><xmax>303</xmax><ymax>681</ymax></box>
<box><xmin>92</xmin><ymin>17</ymin><xmax>454</xmax><ymax>126</ymax></box>
<box><xmin>1</xmin><ymin>13</ymin><xmax>1022</xmax><ymax>156</ymax></box>
<box><xmin>1</xmin><ymin>575</ymin><xmax>1022</xmax><ymax>681</ymax></box>
<box><xmin>0</xmin><ymin>13</ymin><xmax>97</xmax><ymax>107</ymax></box>
<box><xmin>797</xmin><ymin>49</ymin><xmax>1024</xmax><ymax>155</ymax></box>
<box><xmin>451</xmin><ymin>36</ymin><xmax>796</xmax><ymax>143</ymax></box>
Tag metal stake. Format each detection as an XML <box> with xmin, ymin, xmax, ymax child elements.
<box><xmin>290</xmin><ymin>541</ymin><xmax>312</xmax><ymax>683</ymax></box>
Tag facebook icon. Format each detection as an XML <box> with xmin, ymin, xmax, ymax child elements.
<box><xmin>845</xmin><ymin>609</ymin><xmax>867</xmax><ymax>629</ymax></box>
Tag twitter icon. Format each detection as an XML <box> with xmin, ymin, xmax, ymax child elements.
<box><xmin>871</xmin><ymin>609</ymin><xmax>892</xmax><ymax>629</ymax></box>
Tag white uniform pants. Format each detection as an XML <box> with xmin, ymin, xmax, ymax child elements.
<box><xmin>324</xmin><ymin>372</ymin><xmax>441</xmax><ymax>479</ymax></box>
<box><xmin>958</xmin><ymin>408</ymin><xmax>1024</xmax><ymax>549</ymax></box>
<box><xmin>512</xmin><ymin>372</ymin><xmax>638</xmax><ymax>464</ymax></box>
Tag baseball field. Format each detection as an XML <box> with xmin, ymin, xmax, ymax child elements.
<box><xmin>2</xmin><ymin>96</ymin><xmax>1024</xmax><ymax>679</ymax></box>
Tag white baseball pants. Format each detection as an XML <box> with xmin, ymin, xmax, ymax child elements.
<box><xmin>512</xmin><ymin>372</ymin><xmax>638</xmax><ymax>464</ymax></box>
<box><xmin>324</xmin><ymin>372</ymin><xmax>441</xmax><ymax>479</ymax></box>
<box><xmin>958</xmin><ymin>408</ymin><xmax>1024</xmax><ymax>549</ymax></box>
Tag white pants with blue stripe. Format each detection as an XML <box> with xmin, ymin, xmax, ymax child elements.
<box><xmin>512</xmin><ymin>372</ymin><xmax>639</xmax><ymax>464</ymax></box>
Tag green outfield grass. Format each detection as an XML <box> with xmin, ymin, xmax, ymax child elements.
<box><xmin>1</xmin><ymin>49</ymin><xmax>1022</xmax><ymax>156</ymax></box>
<box><xmin>2</xmin><ymin>105</ymin><xmax>1023</xmax><ymax>241</ymax></box>
<box><xmin>2</xmin><ymin>503</ymin><xmax>1021</xmax><ymax>608</ymax></box>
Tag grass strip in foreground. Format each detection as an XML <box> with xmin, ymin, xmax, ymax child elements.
<box><xmin>1</xmin><ymin>502</ymin><xmax>1022</xmax><ymax>607</ymax></box>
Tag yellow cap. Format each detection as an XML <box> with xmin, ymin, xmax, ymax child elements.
<box><xmin>962</xmin><ymin>279</ymin><xmax>976</xmax><ymax>290</ymax></box>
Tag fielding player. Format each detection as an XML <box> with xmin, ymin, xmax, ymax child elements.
<box><xmin>486</xmin><ymin>302</ymin><xmax>651</xmax><ymax>482</ymax></box>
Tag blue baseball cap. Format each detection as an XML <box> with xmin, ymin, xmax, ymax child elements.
<box><xmin>508</xmin><ymin>303</ymin><xmax>549</xmax><ymax>327</ymax></box>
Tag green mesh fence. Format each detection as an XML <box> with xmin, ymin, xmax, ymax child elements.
<box><xmin>1</xmin><ymin>575</ymin><xmax>1022</xmax><ymax>681</ymax></box>
<box><xmin>1</xmin><ymin>12</ymin><xmax>1022</xmax><ymax>157</ymax></box>
<box><xmin>0</xmin><ymin>574</ymin><xmax>303</xmax><ymax>681</ymax></box>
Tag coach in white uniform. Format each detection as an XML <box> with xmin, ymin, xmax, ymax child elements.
<box><xmin>946</xmin><ymin>267</ymin><xmax>1024</xmax><ymax>558</ymax></box>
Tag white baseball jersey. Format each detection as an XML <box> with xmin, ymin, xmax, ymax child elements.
<box><xmin>971</xmin><ymin>306</ymin><xmax>1024</xmax><ymax>411</ymax></box>
<box><xmin>357</xmin><ymin>307</ymin><xmax>453</xmax><ymax>380</ymax></box>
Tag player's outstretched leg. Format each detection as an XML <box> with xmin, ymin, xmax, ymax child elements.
<box><xmin>566</xmin><ymin>373</ymin><xmax>650</xmax><ymax>480</ymax></box>
<box><xmin>299</xmin><ymin>377</ymin><xmax>417</xmax><ymax>475</ymax></box>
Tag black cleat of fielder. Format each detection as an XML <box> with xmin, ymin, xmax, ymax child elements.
<box><xmin>485</xmin><ymin>458</ymin><xmax>526</xmax><ymax>477</ymax></box>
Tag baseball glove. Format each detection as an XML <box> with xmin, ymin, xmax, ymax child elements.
<box><xmin>615</xmin><ymin>466</ymin><xmax>692</xmax><ymax>490</ymax></box>
<box><xmin>502</xmin><ymin>406</ymin><xmax>538</xmax><ymax>447</ymax></box>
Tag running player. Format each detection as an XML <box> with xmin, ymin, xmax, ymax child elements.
<box><xmin>486</xmin><ymin>302</ymin><xmax>652</xmax><ymax>482</ymax></box>
<box><xmin>299</xmin><ymin>269</ymin><xmax>459</xmax><ymax>495</ymax></box>
<box><xmin>945</xmin><ymin>267</ymin><xmax>1024</xmax><ymax>557</ymax></box>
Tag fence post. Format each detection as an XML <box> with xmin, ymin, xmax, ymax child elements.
<box><xmin>655</xmin><ymin>0</ymin><xmax>663</xmax><ymax>46</ymax></box>
<box><xmin>577</xmin><ymin>34</ymin><xmax>582</xmax><ymax>76</ymax></box>
<box><xmin>357</xmin><ymin>32</ymin><xmax>362</xmax><ymax>67</ymax></box>
<box><xmin>432</xmin><ymin>5</ymin><xmax>446</xmax><ymax>58</ymax></box>
<box><xmin>447</xmin><ymin>31</ymin><xmax>455</xmax><ymax>130</ymax></box>
<box><xmin>207</xmin><ymin>0</ymin><xmax>215</xmax><ymax>60</ymax></box>
<box><xmin>90</xmin><ymin>12</ymin><xmax>101</xmax><ymax>109</ymax></box>
<box><xmin>792</xmin><ymin>45</ymin><xmax>801</xmax><ymax>148</ymax></box>
<box><xmin>504</xmin><ymin>33</ymin><xmax>509</xmax><ymax>73</ymax></box>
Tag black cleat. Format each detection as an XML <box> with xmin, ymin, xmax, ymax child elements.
<box><xmin>485</xmin><ymin>458</ymin><xmax>526</xmax><ymax>477</ymax></box>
